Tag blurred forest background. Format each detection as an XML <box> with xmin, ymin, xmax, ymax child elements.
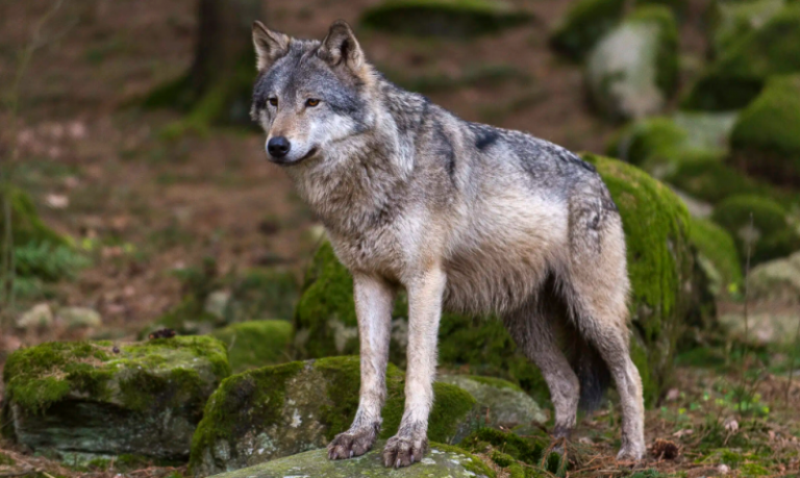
<box><xmin>1</xmin><ymin>0</ymin><xmax>800</xmax><ymax>477</ymax></box>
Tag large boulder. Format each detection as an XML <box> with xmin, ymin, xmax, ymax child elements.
<box><xmin>204</xmin><ymin>441</ymin><xmax>495</xmax><ymax>478</ymax></box>
<box><xmin>583</xmin><ymin>154</ymin><xmax>699</xmax><ymax>404</ymax></box>
<box><xmin>748</xmin><ymin>251</ymin><xmax>800</xmax><ymax>304</ymax></box>
<box><xmin>190</xmin><ymin>357</ymin><xmax>479</xmax><ymax>477</ymax></box>
<box><xmin>729</xmin><ymin>75</ymin><xmax>800</xmax><ymax>187</ymax></box>
<box><xmin>682</xmin><ymin>5</ymin><xmax>800</xmax><ymax>110</ymax></box>
<box><xmin>585</xmin><ymin>6</ymin><xmax>679</xmax><ymax>120</ymax></box>
<box><xmin>549</xmin><ymin>0</ymin><xmax>685</xmax><ymax>61</ymax></box>
<box><xmin>711</xmin><ymin>194</ymin><xmax>800</xmax><ymax>265</ymax></box>
<box><xmin>689</xmin><ymin>218</ymin><xmax>743</xmax><ymax>297</ymax></box>
<box><xmin>360</xmin><ymin>0</ymin><xmax>532</xmax><ymax>38</ymax></box>
<box><xmin>437</xmin><ymin>375</ymin><xmax>547</xmax><ymax>428</ymax></box>
<box><xmin>210</xmin><ymin>320</ymin><xmax>293</xmax><ymax>372</ymax></box>
<box><xmin>1</xmin><ymin>337</ymin><xmax>230</xmax><ymax>461</ymax></box>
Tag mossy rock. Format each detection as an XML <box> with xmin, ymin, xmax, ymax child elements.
<box><xmin>748</xmin><ymin>250</ymin><xmax>800</xmax><ymax>304</ymax></box>
<box><xmin>360</xmin><ymin>0</ymin><xmax>532</xmax><ymax>38</ymax></box>
<box><xmin>711</xmin><ymin>194</ymin><xmax>800</xmax><ymax>265</ymax></box>
<box><xmin>682</xmin><ymin>5</ymin><xmax>800</xmax><ymax>110</ymax></box>
<box><xmin>460</xmin><ymin>428</ymin><xmax>574</xmax><ymax>476</ymax></box>
<box><xmin>1</xmin><ymin>337</ymin><xmax>231</xmax><ymax>461</ymax></box>
<box><xmin>662</xmin><ymin>153</ymin><xmax>799</xmax><ymax>206</ymax></box>
<box><xmin>708</xmin><ymin>0</ymin><xmax>787</xmax><ymax>55</ymax></box>
<box><xmin>605</xmin><ymin>113</ymin><xmax>740</xmax><ymax>170</ymax></box>
<box><xmin>549</xmin><ymin>0</ymin><xmax>685</xmax><ymax>61</ymax></box>
<box><xmin>689</xmin><ymin>217</ymin><xmax>744</xmax><ymax>296</ymax></box>
<box><xmin>585</xmin><ymin>6</ymin><xmax>679</xmax><ymax>120</ymax></box>
<box><xmin>437</xmin><ymin>375</ymin><xmax>547</xmax><ymax>429</ymax></box>
<box><xmin>729</xmin><ymin>75</ymin><xmax>800</xmax><ymax>187</ymax></box>
<box><xmin>583</xmin><ymin>154</ymin><xmax>698</xmax><ymax>405</ymax></box>
<box><xmin>203</xmin><ymin>440</ymin><xmax>496</xmax><ymax>478</ymax></box>
<box><xmin>210</xmin><ymin>320</ymin><xmax>293</xmax><ymax>372</ymax></box>
<box><xmin>0</xmin><ymin>186</ymin><xmax>68</xmax><ymax>248</ymax></box>
<box><xmin>293</xmin><ymin>241</ymin><xmax>548</xmax><ymax>399</ymax></box>
<box><xmin>190</xmin><ymin>356</ymin><xmax>479</xmax><ymax>477</ymax></box>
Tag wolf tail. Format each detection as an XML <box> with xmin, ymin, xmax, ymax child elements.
<box><xmin>566</xmin><ymin>331</ymin><xmax>612</xmax><ymax>411</ymax></box>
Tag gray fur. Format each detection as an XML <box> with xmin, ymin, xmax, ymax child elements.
<box><xmin>251</xmin><ymin>20</ymin><xmax>646</xmax><ymax>467</ymax></box>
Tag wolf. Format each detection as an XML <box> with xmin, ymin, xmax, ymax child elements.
<box><xmin>250</xmin><ymin>20</ymin><xmax>646</xmax><ymax>467</ymax></box>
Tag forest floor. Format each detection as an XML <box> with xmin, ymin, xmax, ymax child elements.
<box><xmin>0</xmin><ymin>0</ymin><xmax>798</xmax><ymax>477</ymax></box>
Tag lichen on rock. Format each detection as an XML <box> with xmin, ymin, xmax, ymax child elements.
<box><xmin>1</xmin><ymin>336</ymin><xmax>230</xmax><ymax>461</ymax></box>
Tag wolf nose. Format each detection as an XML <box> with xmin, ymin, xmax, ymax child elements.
<box><xmin>268</xmin><ymin>136</ymin><xmax>291</xmax><ymax>159</ymax></box>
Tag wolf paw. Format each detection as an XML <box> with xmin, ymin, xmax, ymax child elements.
<box><xmin>382</xmin><ymin>433</ymin><xmax>428</xmax><ymax>468</ymax></box>
<box><xmin>327</xmin><ymin>425</ymin><xmax>378</xmax><ymax>460</ymax></box>
<box><xmin>616</xmin><ymin>443</ymin><xmax>645</xmax><ymax>462</ymax></box>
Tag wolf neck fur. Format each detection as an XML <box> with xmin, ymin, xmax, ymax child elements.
<box><xmin>288</xmin><ymin>79</ymin><xmax>424</xmax><ymax>237</ymax></box>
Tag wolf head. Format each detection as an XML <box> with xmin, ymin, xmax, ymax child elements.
<box><xmin>251</xmin><ymin>21</ymin><xmax>377</xmax><ymax>166</ymax></box>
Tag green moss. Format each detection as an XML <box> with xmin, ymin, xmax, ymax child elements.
<box><xmin>460</xmin><ymin>428</ymin><xmax>548</xmax><ymax>465</ymax></box>
<box><xmin>689</xmin><ymin>218</ymin><xmax>744</xmax><ymax>296</ymax></box>
<box><xmin>583</xmin><ymin>154</ymin><xmax>694</xmax><ymax>406</ymax></box>
<box><xmin>729</xmin><ymin>75</ymin><xmax>800</xmax><ymax>186</ymax></box>
<box><xmin>606</xmin><ymin>117</ymin><xmax>689</xmax><ymax>165</ymax></box>
<box><xmin>682</xmin><ymin>5</ymin><xmax>800</xmax><ymax>110</ymax></box>
<box><xmin>711</xmin><ymin>194</ymin><xmax>800</xmax><ymax>265</ymax></box>
<box><xmin>0</xmin><ymin>185</ymin><xmax>68</xmax><ymax>248</ymax></box>
<box><xmin>211</xmin><ymin>320</ymin><xmax>293</xmax><ymax>372</ymax></box>
<box><xmin>360</xmin><ymin>0</ymin><xmax>532</xmax><ymax>38</ymax></box>
<box><xmin>709</xmin><ymin>0</ymin><xmax>786</xmax><ymax>55</ymax></box>
<box><xmin>189</xmin><ymin>360</ymin><xmax>305</xmax><ymax>469</ymax></box>
<box><xmin>663</xmin><ymin>153</ymin><xmax>798</xmax><ymax>206</ymax></box>
<box><xmin>293</xmin><ymin>242</ymin><xmax>360</xmax><ymax>358</ymax></box>
<box><xmin>550</xmin><ymin>0</ymin><xmax>685</xmax><ymax>60</ymax></box>
<box><xmin>3</xmin><ymin>336</ymin><xmax>230</xmax><ymax>416</ymax></box>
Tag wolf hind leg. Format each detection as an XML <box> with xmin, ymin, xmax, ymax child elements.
<box><xmin>566</xmin><ymin>218</ymin><xmax>646</xmax><ymax>461</ymax></box>
<box><xmin>503</xmin><ymin>290</ymin><xmax>580</xmax><ymax>440</ymax></box>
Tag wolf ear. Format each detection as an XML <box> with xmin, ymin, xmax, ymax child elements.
<box><xmin>252</xmin><ymin>21</ymin><xmax>290</xmax><ymax>71</ymax></box>
<box><xmin>319</xmin><ymin>20</ymin><xmax>365</xmax><ymax>71</ymax></box>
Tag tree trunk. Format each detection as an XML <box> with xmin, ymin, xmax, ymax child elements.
<box><xmin>146</xmin><ymin>0</ymin><xmax>263</xmax><ymax>130</ymax></box>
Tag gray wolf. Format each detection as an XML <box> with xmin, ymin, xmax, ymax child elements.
<box><xmin>250</xmin><ymin>20</ymin><xmax>646</xmax><ymax>467</ymax></box>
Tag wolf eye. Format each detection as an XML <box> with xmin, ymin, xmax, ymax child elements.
<box><xmin>268</xmin><ymin>98</ymin><xmax>278</xmax><ymax>107</ymax></box>
<box><xmin>306</xmin><ymin>98</ymin><xmax>321</xmax><ymax>107</ymax></box>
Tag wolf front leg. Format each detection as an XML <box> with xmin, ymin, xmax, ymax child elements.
<box><xmin>383</xmin><ymin>266</ymin><xmax>446</xmax><ymax>468</ymax></box>
<box><xmin>327</xmin><ymin>274</ymin><xmax>394</xmax><ymax>460</ymax></box>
